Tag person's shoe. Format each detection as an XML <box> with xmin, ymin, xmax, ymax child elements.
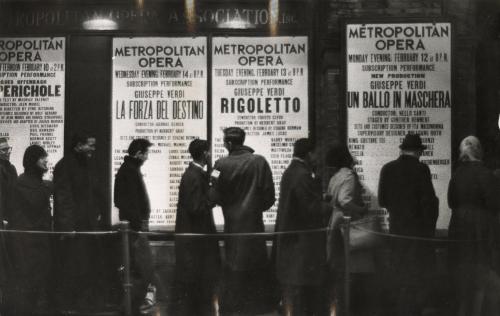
<box><xmin>140</xmin><ymin>303</ymin><xmax>156</xmax><ymax>315</ymax></box>
<box><xmin>139</xmin><ymin>284</ymin><xmax>157</xmax><ymax>315</ymax></box>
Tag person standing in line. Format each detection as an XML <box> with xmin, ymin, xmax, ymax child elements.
<box><xmin>114</xmin><ymin>138</ymin><xmax>156</xmax><ymax>315</ymax></box>
<box><xmin>447</xmin><ymin>136</ymin><xmax>500</xmax><ymax>316</ymax></box>
<box><xmin>325</xmin><ymin>142</ymin><xmax>371</xmax><ymax>315</ymax></box>
<box><xmin>378</xmin><ymin>133</ymin><xmax>439</xmax><ymax>316</ymax></box>
<box><xmin>0</xmin><ymin>138</ymin><xmax>18</xmax><ymax>225</ymax></box>
<box><xmin>4</xmin><ymin>145</ymin><xmax>52</xmax><ymax>316</ymax></box>
<box><xmin>0</xmin><ymin>137</ymin><xmax>17</xmax><ymax>312</ymax></box>
<box><xmin>210</xmin><ymin>127</ymin><xmax>275</xmax><ymax>315</ymax></box>
<box><xmin>53</xmin><ymin>133</ymin><xmax>106</xmax><ymax>312</ymax></box>
<box><xmin>274</xmin><ymin>138</ymin><xmax>329</xmax><ymax>316</ymax></box>
<box><xmin>175</xmin><ymin>139</ymin><xmax>220</xmax><ymax>316</ymax></box>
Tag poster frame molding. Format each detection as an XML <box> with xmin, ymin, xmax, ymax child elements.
<box><xmin>207</xmin><ymin>35</ymin><xmax>213</xmax><ymax>172</ymax></box>
<box><xmin>0</xmin><ymin>0</ymin><xmax>310</xmax><ymax>35</ymax></box>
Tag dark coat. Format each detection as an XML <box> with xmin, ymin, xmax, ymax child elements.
<box><xmin>175</xmin><ymin>162</ymin><xmax>220</xmax><ymax>283</ymax></box>
<box><xmin>53</xmin><ymin>152</ymin><xmax>103</xmax><ymax>231</ymax></box>
<box><xmin>274</xmin><ymin>159</ymin><xmax>328</xmax><ymax>286</ymax></box>
<box><xmin>7</xmin><ymin>172</ymin><xmax>52</xmax><ymax>287</ymax></box>
<box><xmin>114</xmin><ymin>156</ymin><xmax>151</xmax><ymax>231</ymax></box>
<box><xmin>0</xmin><ymin>159</ymin><xmax>18</xmax><ymax>223</ymax></box>
<box><xmin>114</xmin><ymin>156</ymin><xmax>153</xmax><ymax>312</ymax></box>
<box><xmin>52</xmin><ymin>152</ymin><xmax>107</xmax><ymax>309</ymax></box>
<box><xmin>211</xmin><ymin>145</ymin><xmax>275</xmax><ymax>271</ymax></box>
<box><xmin>378</xmin><ymin>154</ymin><xmax>438</xmax><ymax>236</ymax></box>
<box><xmin>447</xmin><ymin>161</ymin><xmax>500</xmax><ymax>269</ymax></box>
<box><xmin>0</xmin><ymin>159</ymin><xmax>17</xmax><ymax>285</ymax></box>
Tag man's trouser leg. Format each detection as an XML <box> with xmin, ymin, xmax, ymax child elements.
<box><xmin>130</xmin><ymin>234</ymin><xmax>154</xmax><ymax>313</ymax></box>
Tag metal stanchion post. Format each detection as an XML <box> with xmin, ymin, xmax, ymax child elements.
<box><xmin>120</xmin><ymin>221</ymin><xmax>132</xmax><ymax>316</ymax></box>
<box><xmin>343</xmin><ymin>216</ymin><xmax>351</xmax><ymax>316</ymax></box>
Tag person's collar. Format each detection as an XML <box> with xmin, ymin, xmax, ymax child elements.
<box><xmin>460</xmin><ymin>159</ymin><xmax>482</xmax><ymax>164</ymax></box>
<box><xmin>192</xmin><ymin>161</ymin><xmax>205</xmax><ymax>171</ymax></box>
<box><xmin>24</xmin><ymin>167</ymin><xmax>45</xmax><ymax>180</ymax></box>
<box><xmin>292</xmin><ymin>157</ymin><xmax>315</xmax><ymax>178</ymax></box>
<box><xmin>229</xmin><ymin>145</ymin><xmax>254</xmax><ymax>155</ymax></box>
<box><xmin>292</xmin><ymin>157</ymin><xmax>306</xmax><ymax>164</ymax></box>
<box><xmin>125</xmin><ymin>155</ymin><xmax>143</xmax><ymax>167</ymax></box>
<box><xmin>72</xmin><ymin>150</ymin><xmax>90</xmax><ymax>164</ymax></box>
<box><xmin>400</xmin><ymin>153</ymin><xmax>419</xmax><ymax>160</ymax></box>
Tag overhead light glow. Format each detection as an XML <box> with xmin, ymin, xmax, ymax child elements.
<box><xmin>82</xmin><ymin>18</ymin><xmax>118</xmax><ymax>30</ymax></box>
<box><xmin>185</xmin><ymin>0</ymin><xmax>196</xmax><ymax>32</ymax></box>
<box><xmin>269</xmin><ymin>0</ymin><xmax>279</xmax><ymax>35</ymax></box>
<box><xmin>219</xmin><ymin>19</ymin><xmax>255</xmax><ymax>29</ymax></box>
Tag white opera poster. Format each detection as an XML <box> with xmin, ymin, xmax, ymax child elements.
<box><xmin>0</xmin><ymin>37</ymin><xmax>65</xmax><ymax>179</ymax></box>
<box><xmin>346</xmin><ymin>22</ymin><xmax>452</xmax><ymax>228</ymax></box>
<box><xmin>212</xmin><ymin>36</ymin><xmax>309</xmax><ymax>225</ymax></box>
<box><xmin>112</xmin><ymin>37</ymin><xmax>207</xmax><ymax>229</ymax></box>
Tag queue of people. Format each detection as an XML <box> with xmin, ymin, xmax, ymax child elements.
<box><xmin>0</xmin><ymin>134</ymin><xmax>108</xmax><ymax>315</ymax></box>
<box><xmin>0</xmin><ymin>128</ymin><xmax>499</xmax><ymax>316</ymax></box>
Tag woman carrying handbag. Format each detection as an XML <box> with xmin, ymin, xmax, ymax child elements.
<box><xmin>325</xmin><ymin>142</ymin><xmax>379</xmax><ymax>316</ymax></box>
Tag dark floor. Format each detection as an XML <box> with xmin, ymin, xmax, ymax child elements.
<box><xmin>28</xmin><ymin>272</ymin><xmax>456</xmax><ymax>316</ymax></box>
<box><xmin>7</xmin><ymin>241</ymin><xmax>462</xmax><ymax>316</ymax></box>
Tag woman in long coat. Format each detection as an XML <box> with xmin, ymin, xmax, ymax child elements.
<box><xmin>325</xmin><ymin>142</ymin><xmax>369</xmax><ymax>314</ymax></box>
<box><xmin>326</xmin><ymin>142</ymin><xmax>368</xmax><ymax>267</ymax></box>
<box><xmin>448</xmin><ymin>136</ymin><xmax>500</xmax><ymax>316</ymax></box>
<box><xmin>5</xmin><ymin>145</ymin><xmax>52</xmax><ymax>315</ymax></box>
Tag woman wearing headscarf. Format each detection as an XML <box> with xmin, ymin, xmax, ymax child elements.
<box><xmin>325</xmin><ymin>142</ymin><xmax>369</xmax><ymax>314</ymax></box>
<box><xmin>5</xmin><ymin>145</ymin><xmax>52</xmax><ymax>316</ymax></box>
<box><xmin>448</xmin><ymin>136</ymin><xmax>500</xmax><ymax>316</ymax></box>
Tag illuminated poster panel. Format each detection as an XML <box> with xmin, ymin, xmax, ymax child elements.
<box><xmin>212</xmin><ymin>36</ymin><xmax>309</xmax><ymax>225</ymax></box>
<box><xmin>346</xmin><ymin>22</ymin><xmax>452</xmax><ymax>228</ymax></box>
<box><xmin>0</xmin><ymin>37</ymin><xmax>65</xmax><ymax>178</ymax></box>
<box><xmin>112</xmin><ymin>37</ymin><xmax>207</xmax><ymax>228</ymax></box>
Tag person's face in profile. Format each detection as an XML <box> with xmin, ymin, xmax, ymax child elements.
<box><xmin>36</xmin><ymin>155</ymin><xmax>49</xmax><ymax>172</ymax></box>
<box><xmin>137</xmin><ymin>149</ymin><xmax>149</xmax><ymax>162</ymax></box>
<box><xmin>307</xmin><ymin>150</ymin><xmax>319</xmax><ymax>170</ymax></box>
<box><xmin>0</xmin><ymin>142</ymin><xmax>12</xmax><ymax>161</ymax></box>
<box><xmin>203</xmin><ymin>149</ymin><xmax>211</xmax><ymax>165</ymax></box>
<box><xmin>223</xmin><ymin>138</ymin><xmax>232</xmax><ymax>152</ymax></box>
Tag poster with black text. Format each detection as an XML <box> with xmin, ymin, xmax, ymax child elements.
<box><xmin>346</xmin><ymin>22</ymin><xmax>451</xmax><ymax>228</ymax></box>
<box><xmin>212</xmin><ymin>36</ymin><xmax>309</xmax><ymax>225</ymax></box>
<box><xmin>0</xmin><ymin>37</ymin><xmax>65</xmax><ymax>179</ymax></box>
<box><xmin>112</xmin><ymin>37</ymin><xmax>207</xmax><ymax>229</ymax></box>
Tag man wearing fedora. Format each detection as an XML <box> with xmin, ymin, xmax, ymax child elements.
<box><xmin>378</xmin><ymin>133</ymin><xmax>439</xmax><ymax>316</ymax></box>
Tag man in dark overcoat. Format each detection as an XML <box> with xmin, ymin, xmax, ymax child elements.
<box><xmin>175</xmin><ymin>139</ymin><xmax>220</xmax><ymax>316</ymax></box>
<box><xmin>378</xmin><ymin>133</ymin><xmax>439</xmax><ymax>316</ymax></box>
<box><xmin>274</xmin><ymin>138</ymin><xmax>329</xmax><ymax>316</ymax></box>
<box><xmin>114</xmin><ymin>138</ymin><xmax>155</xmax><ymax>314</ymax></box>
<box><xmin>0</xmin><ymin>138</ymin><xmax>17</xmax><ymax>224</ymax></box>
<box><xmin>53</xmin><ymin>133</ymin><xmax>105</xmax><ymax>311</ymax></box>
<box><xmin>0</xmin><ymin>137</ymin><xmax>17</xmax><ymax>307</ymax></box>
<box><xmin>210</xmin><ymin>127</ymin><xmax>275</xmax><ymax>315</ymax></box>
